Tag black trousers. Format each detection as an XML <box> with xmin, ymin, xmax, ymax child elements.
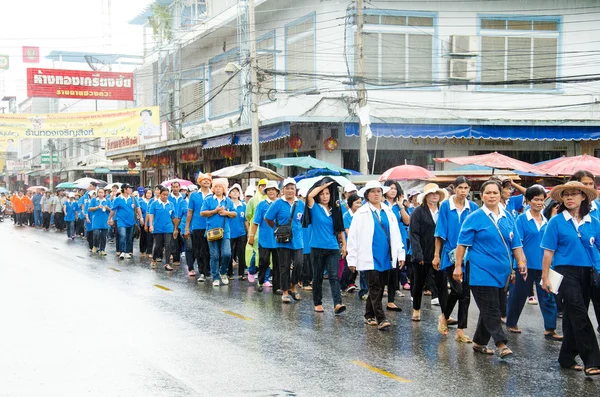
<box><xmin>28</xmin><ymin>212</ymin><xmax>34</xmax><ymax>226</ymax></box>
<box><xmin>471</xmin><ymin>286</ymin><xmax>508</xmax><ymax>347</ymax></box>
<box><xmin>340</xmin><ymin>260</ymin><xmax>358</xmax><ymax>290</ymax></box>
<box><xmin>277</xmin><ymin>248</ymin><xmax>302</xmax><ymax>292</ymax></box>
<box><xmin>75</xmin><ymin>218</ymin><xmax>84</xmax><ymax>236</ymax></box>
<box><xmin>172</xmin><ymin>233</ymin><xmax>183</xmax><ymax>262</ymax></box>
<box><xmin>555</xmin><ymin>266</ymin><xmax>600</xmax><ymax>369</ymax></box>
<box><xmin>387</xmin><ymin>266</ymin><xmax>399</xmax><ymax>304</ymax></box>
<box><xmin>302</xmin><ymin>253</ymin><xmax>313</xmax><ymax>286</ymax></box>
<box><xmin>54</xmin><ymin>211</ymin><xmax>64</xmax><ymax>231</ymax></box>
<box><xmin>139</xmin><ymin>228</ymin><xmax>154</xmax><ymax>255</ymax></box>
<box><xmin>365</xmin><ymin>270</ymin><xmax>389</xmax><ymax>324</ymax></box>
<box><xmin>42</xmin><ymin>212</ymin><xmax>51</xmax><ymax>229</ymax></box>
<box><xmin>443</xmin><ymin>265</ymin><xmax>471</xmax><ymax>329</ymax></box>
<box><xmin>591</xmin><ymin>283</ymin><xmax>600</xmax><ymax>329</ymax></box>
<box><xmin>412</xmin><ymin>260</ymin><xmax>436</xmax><ymax>310</ymax></box>
<box><xmin>228</xmin><ymin>235</ymin><xmax>247</xmax><ymax>277</ymax></box>
<box><xmin>87</xmin><ymin>230</ymin><xmax>94</xmax><ymax>250</ymax></box>
<box><xmin>258</xmin><ymin>246</ymin><xmax>280</xmax><ymax>288</ymax></box>
<box><xmin>153</xmin><ymin>233</ymin><xmax>172</xmax><ymax>262</ymax></box>
<box><xmin>192</xmin><ymin>229</ymin><xmax>210</xmax><ymax>277</ymax></box>
<box><xmin>184</xmin><ymin>236</ymin><xmax>195</xmax><ymax>271</ymax></box>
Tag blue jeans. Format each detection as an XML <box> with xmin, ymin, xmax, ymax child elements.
<box><xmin>117</xmin><ymin>226</ymin><xmax>134</xmax><ymax>253</ymax></box>
<box><xmin>506</xmin><ymin>268</ymin><xmax>558</xmax><ymax>330</ymax></box>
<box><xmin>208</xmin><ymin>238</ymin><xmax>231</xmax><ymax>280</ymax></box>
<box><xmin>248</xmin><ymin>251</ymin><xmax>257</xmax><ymax>275</ymax></box>
<box><xmin>359</xmin><ymin>271</ymin><xmax>369</xmax><ymax>298</ymax></box>
<box><xmin>66</xmin><ymin>221</ymin><xmax>75</xmax><ymax>238</ymax></box>
<box><xmin>93</xmin><ymin>229</ymin><xmax>108</xmax><ymax>251</ymax></box>
<box><xmin>34</xmin><ymin>209</ymin><xmax>42</xmax><ymax>227</ymax></box>
<box><xmin>311</xmin><ymin>248</ymin><xmax>342</xmax><ymax>307</ymax></box>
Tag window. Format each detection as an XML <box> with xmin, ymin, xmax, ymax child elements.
<box><xmin>358</xmin><ymin>13</ymin><xmax>435</xmax><ymax>86</ymax></box>
<box><xmin>257</xmin><ymin>32</ymin><xmax>276</xmax><ymax>93</ymax></box>
<box><xmin>181</xmin><ymin>66</ymin><xmax>205</xmax><ymax>123</ymax></box>
<box><xmin>179</xmin><ymin>0</ymin><xmax>206</xmax><ymax>28</ymax></box>
<box><xmin>209</xmin><ymin>49</ymin><xmax>240</xmax><ymax>118</ymax></box>
<box><xmin>286</xmin><ymin>13</ymin><xmax>316</xmax><ymax>91</ymax></box>
<box><xmin>480</xmin><ymin>17</ymin><xmax>559</xmax><ymax>90</ymax></box>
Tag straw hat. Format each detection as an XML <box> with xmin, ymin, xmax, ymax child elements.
<box><xmin>358</xmin><ymin>181</ymin><xmax>390</xmax><ymax>198</ymax></box>
<box><xmin>417</xmin><ymin>183</ymin><xmax>449</xmax><ymax>204</ymax></box>
<box><xmin>550</xmin><ymin>181</ymin><xmax>598</xmax><ymax>203</ymax></box>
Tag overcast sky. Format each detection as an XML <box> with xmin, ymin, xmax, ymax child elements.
<box><xmin>0</xmin><ymin>0</ymin><xmax>152</xmax><ymax>100</ymax></box>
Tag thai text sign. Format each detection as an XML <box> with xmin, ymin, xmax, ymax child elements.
<box><xmin>0</xmin><ymin>106</ymin><xmax>160</xmax><ymax>139</ymax></box>
<box><xmin>27</xmin><ymin>68</ymin><xmax>134</xmax><ymax>100</ymax></box>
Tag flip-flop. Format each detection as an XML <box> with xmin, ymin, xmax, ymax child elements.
<box><xmin>334</xmin><ymin>304</ymin><xmax>346</xmax><ymax>315</ymax></box>
<box><xmin>447</xmin><ymin>319</ymin><xmax>458</xmax><ymax>326</ymax></box>
<box><xmin>292</xmin><ymin>292</ymin><xmax>301</xmax><ymax>301</ymax></box>
<box><xmin>585</xmin><ymin>367</ymin><xmax>600</xmax><ymax>377</ymax></box>
<box><xmin>473</xmin><ymin>345</ymin><xmax>494</xmax><ymax>355</ymax></box>
<box><xmin>508</xmin><ymin>327</ymin><xmax>521</xmax><ymax>334</ymax></box>
<box><xmin>364</xmin><ymin>318</ymin><xmax>377</xmax><ymax>326</ymax></box>
<box><xmin>438</xmin><ymin>319</ymin><xmax>448</xmax><ymax>336</ymax></box>
<box><xmin>455</xmin><ymin>334</ymin><xmax>473</xmax><ymax>344</ymax></box>
<box><xmin>386</xmin><ymin>305</ymin><xmax>402</xmax><ymax>312</ymax></box>
<box><xmin>544</xmin><ymin>331</ymin><xmax>563</xmax><ymax>341</ymax></box>
<box><xmin>560</xmin><ymin>364</ymin><xmax>583</xmax><ymax>372</ymax></box>
<box><xmin>314</xmin><ymin>306</ymin><xmax>325</xmax><ymax>313</ymax></box>
<box><xmin>378</xmin><ymin>320</ymin><xmax>392</xmax><ymax>330</ymax></box>
<box><xmin>499</xmin><ymin>347</ymin><xmax>513</xmax><ymax>359</ymax></box>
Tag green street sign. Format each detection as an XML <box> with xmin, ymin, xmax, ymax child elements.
<box><xmin>41</xmin><ymin>153</ymin><xmax>59</xmax><ymax>165</ymax></box>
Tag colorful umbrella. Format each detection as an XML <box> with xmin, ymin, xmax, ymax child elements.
<box><xmin>27</xmin><ymin>186</ymin><xmax>48</xmax><ymax>192</ymax></box>
<box><xmin>263</xmin><ymin>156</ymin><xmax>351</xmax><ymax>175</ymax></box>
<box><xmin>434</xmin><ymin>152</ymin><xmax>555</xmax><ymax>176</ymax></box>
<box><xmin>537</xmin><ymin>154</ymin><xmax>600</xmax><ymax>176</ymax></box>
<box><xmin>160</xmin><ymin>179</ymin><xmax>195</xmax><ymax>188</ymax></box>
<box><xmin>210</xmin><ymin>163</ymin><xmax>284</xmax><ymax>180</ymax></box>
<box><xmin>379</xmin><ymin>165</ymin><xmax>435</xmax><ymax>181</ymax></box>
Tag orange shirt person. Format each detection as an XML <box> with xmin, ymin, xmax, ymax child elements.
<box><xmin>11</xmin><ymin>191</ymin><xmax>32</xmax><ymax>214</ymax></box>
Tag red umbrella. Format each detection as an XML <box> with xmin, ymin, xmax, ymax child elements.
<box><xmin>537</xmin><ymin>154</ymin><xmax>600</xmax><ymax>176</ymax></box>
<box><xmin>434</xmin><ymin>151</ymin><xmax>555</xmax><ymax>176</ymax></box>
<box><xmin>379</xmin><ymin>165</ymin><xmax>435</xmax><ymax>181</ymax></box>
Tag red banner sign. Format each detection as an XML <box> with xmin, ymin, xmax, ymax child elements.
<box><xmin>27</xmin><ymin>68</ymin><xmax>134</xmax><ymax>101</ymax></box>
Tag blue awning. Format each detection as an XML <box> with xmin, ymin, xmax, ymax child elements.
<box><xmin>235</xmin><ymin>123</ymin><xmax>290</xmax><ymax>145</ymax></box>
<box><xmin>202</xmin><ymin>135</ymin><xmax>232</xmax><ymax>149</ymax></box>
<box><xmin>344</xmin><ymin>123</ymin><xmax>600</xmax><ymax>141</ymax></box>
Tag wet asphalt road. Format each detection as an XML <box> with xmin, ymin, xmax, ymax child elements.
<box><xmin>1</xmin><ymin>223</ymin><xmax>600</xmax><ymax>397</ymax></box>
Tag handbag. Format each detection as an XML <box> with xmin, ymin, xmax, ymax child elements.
<box><xmin>275</xmin><ymin>202</ymin><xmax>297</xmax><ymax>244</ymax></box>
<box><xmin>207</xmin><ymin>207</ymin><xmax>227</xmax><ymax>242</ymax></box>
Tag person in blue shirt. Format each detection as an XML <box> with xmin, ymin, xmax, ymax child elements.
<box><xmin>306</xmin><ymin>180</ymin><xmax>347</xmax><ymax>315</ymax></box>
<box><xmin>32</xmin><ymin>189</ymin><xmax>43</xmax><ymax>227</ymax></box>
<box><xmin>433</xmin><ymin>176</ymin><xmax>479</xmax><ymax>343</ymax></box>
<box><xmin>227</xmin><ymin>184</ymin><xmax>248</xmax><ymax>280</ymax></box>
<box><xmin>177</xmin><ymin>194</ymin><xmax>195</xmax><ymax>277</ymax></box>
<box><xmin>88</xmin><ymin>188</ymin><xmax>111</xmax><ymax>256</ymax></box>
<box><xmin>74</xmin><ymin>192</ymin><xmax>85</xmax><ymax>238</ymax></box>
<box><xmin>148</xmin><ymin>187</ymin><xmax>178</xmax><ymax>271</ymax></box>
<box><xmin>265</xmin><ymin>178</ymin><xmax>306</xmax><ymax>303</ymax></box>
<box><xmin>506</xmin><ymin>185</ymin><xmax>560</xmax><ymax>339</ymax></box>
<box><xmin>63</xmin><ymin>192</ymin><xmax>79</xmax><ymax>240</ymax></box>
<box><xmin>248</xmin><ymin>181</ymin><xmax>280</xmax><ymax>292</ymax></box>
<box><xmin>495</xmin><ymin>176</ymin><xmax>526</xmax><ymax>221</ymax></box>
<box><xmin>341</xmin><ymin>193</ymin><xmax>362</xmax><ymax>295</ymax></box>
<box><xmin>138</xmin><ymin>188</ymin><xmax>155</xmax><ymax>258</ymax></box>
<box><xmin>108</xmin><ymin>184</ymin><xmax>143</xmax><ymax>260</ymax></box>
<box><xmin>455</xmin><ymin>180</ymin><xmax>526</xmax><ymax>359</ymax></box>
<box><xmin>541</xmin><ymin>180</ymin><xmax>600</xmax><ymax>376</ymax></box>
<box><xmin>298</xmin><ymin>189</ymin><xmax>313</xmax><ymax>291</ymax></box>
<box><xmin>168</xmin><ymin>181</ymin><xmax>185</xmax><ymax>266</ymax></box>
<box><xmin>185</xmin><ymin>174</ymin><xmax>213</xmax><ymax>282</ymax></box>
<box><xmin>84</xmin><ymin>191</ymin><xmax>96</xmax><ymax>252</ymax></box>
<box><xmin>200</xmin><ymin>178</ymin><xmax>236</xmax><ymax>287</ymax></box>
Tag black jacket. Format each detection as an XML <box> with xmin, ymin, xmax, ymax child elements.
<box><xmin>409</xmin><ymin>205</ymin><xmax>437</xmax><ymax>264</ymax></box>
<box><xmin>302</xmin><ymin>177</ymin><xmax>345</xmax><ymax>235</ymax></box>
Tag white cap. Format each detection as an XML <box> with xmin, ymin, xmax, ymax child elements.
<box><xmin>282</xmin><ymin>177</ymin><xmax>296</xmax><ymax>187</ymax></box>
<box><xmin>358</xmin><ymin>181</ymin><xmax>390</xmax><ymax>198</ymax></box>
<box><xmin>344</xmin><ymin>183</ymin><xmax>358</xmax><ymax>193</ymax></box>
<box><xmin>188</xmin><ymin>185</ymin><xmax>198</xmax><ymax>191</ymax></box>
<box><xmin>227</xmin><ymin>183</ymin><xmax>243</xmax><ymax>196</ymax></box>
<box><xmin>264</xmin><ymin>180</ymin><xmax>280</xmax><ymax>192</ymax></box>
<box><xmin>407</xmin><ymin>188</ymin><xmax>421</xmax><ymax>198</ymax></box>
<box><xmin>68</xmin><ymin>192</ymin><xmax>75</xmax><ymax>198</ymax></box>
<box><xmin>244</xmin><ymin>186</ymin><xmax>254</xmax><ymax>197</ymax></box>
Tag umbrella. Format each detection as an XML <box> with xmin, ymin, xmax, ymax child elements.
<box><xmin>211</xmin><ymin>162</ymin><xmax>284</xmax><ymax>180</ymax></box>
<box><xmin>293</xmin><ymin>167</ymin><xmax>360</xmax><ymax>182</ymax></box>
<box><xmin>56</xmin><ymin>182</ymin><xmax>77</xmax><ymax>189</ymax></box>
<box><xmin>537</xmin><ymin>154</ymin><xmax>600</xmax><ymax>176</ymax></box>
<box><xmin>104</xmin><ymin>182</ymin><xmax>122</xmax><ymax>190</ymax></box>
<box><xmin>73</xmin><ymin>177</ymin><xmax>107</xmax><ymax>189</ymax></box>
<box><xmin>160</xmin><ymin>178</ymin><xmax>194</xmax><ymax>188</ymax></box>
<box><xmin>0</xmin><ymin>187</ymin><xmax>8</xmax><ymax>194</ymax></box>
<box><xmin>263</xmin><ymin>156</ymin><xmax>351</xmax><ymax>175</ymax></box>
<box><xmin>379</xmin><ymin>164</ymin><xmax>435</xmax><ymax>181</ymax></box>
<box><xmin>27</xmin><ymin>186</ymin><xmax>48</xmax><ymax>192</ymax></box>
<box><xmin>296</xmin><ymin>175</ymin><xmax>351</xmax><ymax>191</ymax></box>
<box><xmin>434</xmin><ymin>152</ymin><xmax>555</xmax><ymax>176</ymax></box>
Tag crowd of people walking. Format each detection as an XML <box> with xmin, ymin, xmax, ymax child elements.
<box><xmin>4</xmin><ymin>169</ymin><xmax>600</xmax><ymax>376</ymax></box>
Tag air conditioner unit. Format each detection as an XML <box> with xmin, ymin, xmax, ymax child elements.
<box><xmin>450</xmin><ymin>35</ymin><xmax>478</xmax><ymax>55</ymax></box>
<box><xmin>449</xmin><ymin>59</ymin><xmax>477</xmax><ymax>80</ymax></box>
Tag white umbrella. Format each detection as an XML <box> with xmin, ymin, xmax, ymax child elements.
<box><xmin>296</xmin><ymin>175</ymin><xmax>351</xmax><ymax>191</ymax></box>
<box><xmin>104</xmin><ymin>182</ymin><xmax>122</xmax><ymax>190</ymax></box>
<box><xmin>73</xmin><ymin>177</ymin><xmax>107</xmax><ymax>189</ymax></box>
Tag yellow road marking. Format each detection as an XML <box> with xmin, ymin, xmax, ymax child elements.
<box><xmin>222</xmin><ymin>310</ymin><xmax>252</xmax><ymax>321</ymax></box>
<box><xmin>154</xmin><ymin>284</ymin><xmax>172</xmax><ymax>291</ymax></box>
<box><xmin>107</xmin><ymin>267</ymin><xmax>121</xmax><ymax>272</ymax></box>
<box><xmin>352</xmin><ymin>360</ymin><xmax>412</xmax><ymax>383</ymax></box>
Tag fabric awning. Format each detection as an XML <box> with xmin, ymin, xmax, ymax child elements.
<box><xmin>235</xmin><ymin>123</ymin><xmax>290</xmax><ymax>145</ymax></box>
<box><xmin>202</xmin><ymin>135</ymin><xmax>232</xmax><ymax>149</ymax></box>
<box><xmin>344</xmin><ymin>123</ymin><xmax>600</xmax><ymax>141</ymax></box>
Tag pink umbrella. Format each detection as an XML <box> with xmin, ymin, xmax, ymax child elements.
<box><xmin>27</xmin><ymin>186</ymin><xmax>48</xmax><ymax>192</ymax></box>
<box><xmin>537</xmin><ymin>154</ymin><xmax>600</xmax><ymax>176</ymax></box>
<box><xmin>161</xmin><ymin>178</ymin><xmax>194</xmax><ymax>188</ymax></box>
<box><xmin>379</xmin><ymin>165</ymin><xmax>435</xmax><ymax>181</ymax></box>
<box><xmin>434</xmin><ymin>152</ymin><xmax>555</xmax><ymax>176</ymax></box>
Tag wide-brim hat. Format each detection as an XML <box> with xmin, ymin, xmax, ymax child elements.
<box><xmin>550</xmin><ymin>181</ymin><xmax>598</xmax><ymax>203</ymax></box>
<box><xmin>417</xmin><ymin>183</ymin><xmax>449</xmax><ymax>204</ymax></box>
<box><xmin>264</xmin><ymin>180</ymin><xmax>280</xmax><ymax>193</ymax></box>
<box><xmin>344</xmin><ymin>183</ymin><xmax>358</xmax><ymax>193</ymax></box>
<box><xmin>358</xmin><ymin>181</ymin><xmax>390</xmax><ymax>198</ymax></box>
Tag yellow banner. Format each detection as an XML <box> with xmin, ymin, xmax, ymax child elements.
<box><xmin>0</xmin><ymin>106</ymin><xmax>160</xmax><ymax>139</ymax></box>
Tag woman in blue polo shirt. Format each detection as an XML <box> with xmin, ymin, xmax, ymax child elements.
<box><xmin>84</xmin><ymin>191</ymin><xmax>96</xmax><ymax>252</ymax></box>
<box><xmin>541</xmin><ymin>181</ymin><xmax>600</xmax><ymax>376</ymax></box>
<box><xmin>89</xmin><ymin>188</ymin><xmax>110</xmax><ymax>256</ymax></box>
<box><xmin>433</xmin><ymin>176</ymin><xmax>479</xmax><ymax>342</ymax></box>
<box><xmin>138</xmin><ymin>188</ymin><xmax>154</xmax><ymax>258</ymax></box>
<box><xmin>148</xmin><ymin>187</ymin><xmax>177</xmax><ymax>271</ymax></box>
<box><xmin>201</xmin><ymin>178</ymin><xmax>236</xmax><ymax>287</ymax></box>
<box><xmin>455</xmin><ymin>180</ymin><xmax>526</xmax><ymax>359</ymax></box>
<box><xmin>228</xmin><ymin>184</ymin><xmax>248</xmax><ymax>280</ymax></box>
<box><xmin>341</xmin><ymin>193</ymin><xmax>363</xmax><ymax>295</ymax></box>
<box><xmin>63</xmin><ymin>193</ymin><xmax>79</xmax><ymax>240</ymax></box>
<box><xmin>506</xmin><ymin>185</ymin><xmax>560</xmax><ymax>339</ymax></box>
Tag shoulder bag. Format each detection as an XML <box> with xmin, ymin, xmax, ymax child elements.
<box><xmin>207</xmin><ymin>200</ymin><xmax>227</xmax><ymax>241</ymax></box>
<box><xmin>567</xmin><ymin>219</ymin><xmax>600</xmax><ymax>287</ymax></box>
<box><xmin>372</xmin><ymin>208</ymin><xmax>393</xmax><ymax>266</ymax></box>
<box><xmin>488</xmin><ymin>214</ymin><xmax>515</xmax><ymax>291</ymax></box>
<box><xmin>275</xmin><ymin>202</ymin><xmax>297</xmax><ymax>244</ymax></box>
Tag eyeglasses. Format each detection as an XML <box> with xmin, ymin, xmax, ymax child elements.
<box><xmin>562</xmin><ymin>191</ymin><xmax>582</xmax><ymax>198</ymax></box>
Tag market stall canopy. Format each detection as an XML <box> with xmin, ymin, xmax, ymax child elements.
<box><xmin>264</xmin><ymin>156</ymin><xmax>350</xmax><ymax>175</ymax></box>
<box><xmin>379</xmin><ymin>164</ymin><xmax>435</xmax><ymax>181</ymax></box>
<box><xmin>434</xmin><ymin>152</ymin><xmax>555</xmax><ymax>176</ymax></box>
<box><xmin>537</xmin><ymin>154</ymin><xmax>600</xmax><ymax>176</ymax></box>
<box><xmin>55</xmin><ymin>182</ymin><xmax>78</xmax><ymax>189</ymax></box>
<box><xmin>160</xmin><ymin>179</ymin><xmax>194</xmax><ymax>188</ymax></box>
<box><xmin>211</xmin><ymin>162</ymin><xmax>284</xmax><ymax>180</ymax></box>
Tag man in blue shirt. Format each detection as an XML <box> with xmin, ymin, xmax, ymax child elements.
<box><xmin>32</xmin><ymin>189</ymin><xmax>43</xmax><ymax>228</ymax></box>
<box><xmin>266</xmin><ymin>178</ymin><xmax>305</xmax><ymax>303</ymax></box>
<box><xmin>168</xmin><ymin>181</ymin><xmax>185</xmax><ymax>266</ymax></box>
<box><xmin>185</xmin><ymin>173</ymin><xmax>213</xmax><ymax>282</ymax></box>
<box><xmin>108</xmin><ymin>184</ymin><xmax>142</xmax><ymax>259</ymax></box>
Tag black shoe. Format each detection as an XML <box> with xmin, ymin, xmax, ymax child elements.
<box><xmin>274</xmin><ymin>289</ymin><xmax>283</xmax><ymax>295</ymax></box>
<box><xmin>257</xmin><ymin>284</ymin><xmax>264</xmax><ymax>292</ymax></box>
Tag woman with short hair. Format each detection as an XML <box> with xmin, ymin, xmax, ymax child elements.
<box><xmin>148</xmin><ymin>187</ymin><xmax>177</xmax><ymax>271</ymax></box>
<box><xmin>139</xmin><ymin>188</ymin><xmax>155</xmax><ymax>258</ymax></box>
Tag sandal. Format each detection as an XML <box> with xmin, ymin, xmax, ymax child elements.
<box><xmin>438</xmin><ymin>316</ymin><xmax>448</xmax><ymax>336</ymax></box>
<box><xmin>282</xmin><ymin>295</ymin><xmax>292</xmax><ymax>304</ymax></box>
<box><xmin>165</xmin><ymin>264</ymin><xmax>173</xmax><ymax>271</ymax></box>
<box><xmin>150</xmin><ymin>261</ymin><xmax>157</xmax><ymax>269</ymax></box>
<box><xmin>499</xmin><ymin>347</ymin><xmax>513</xmax><ymax>359</ymax></box>
<box><xmin>334</xmin><ymin>304</ymin><xmax>347</xmax><ymax>315</ymax></box>
<box><xmin>455</xmin><ymin>334</ymin><xmax>473</xmax><ymax>344</ymax></box>
<box><xmin>446</xmin><ymin>318</ymin><xmax>458</xmax><ymax>326</ymax></box>
<box><xmin>314</xmin><ymin>305</ymin><xmax>325</xmax><ymax>313</ymax></box>
<box><xmin>560</xmin><ymin>364</ymin><xmax>583</xmax><ymax>372</ymax></box>
<box><xmin>292</xmin><ymin>292</ymin><xmax>301</xmax><ymax>301</ymax></box>
<box><xmin>508</xmin><ymin>327</ymin><xmax>521</xmax><ymax>334</ymax></box>
<box><xmin>473</xmin><ymin>345</ymin><xmax>494</xmax><ymax>355</ymax></box>
<box><xmin>386</xmin><ymin>304</ymin><xmax>402</xmax><ymax>312</ymax></box>
<box><xmin>378</xmin><ymin>320</ymin><xmax>392</xmax><ymax>330</ymax></box>
<box><xmin>188</xmin><ymin>270</ymin><xmax>196</xmax><ymax>277</ymax></box>
<box><xmin>364</xmin><ymin>318</ymin><xmax>377</xmax><ymax>326</ymax></box>
<box><xmin>412</xmin><ymin>310</ymin><xmax>421</xmax><ymax>322</ymax></box>
<box><xmin>585</xmin><ymin>367</ymin><xmax>600</xmax><ymax>377</ymax></box>
<box><xmin>544</xmin><ymin>331</ymin><xmax>563</xmax><ymax>341</ymax></box>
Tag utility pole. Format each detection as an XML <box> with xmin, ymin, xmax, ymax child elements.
<box><xmin>356</xmin><ymin>0</ymin><xmax>369</xmax><ymax>175</ymax></box>
<box><xmin>48</xmin><ymin>139</ymin><xmax>54</xmax><ymax>191</ymax></box>
<box><xmin>248</xmin><ymin>0</ymin><xmax>260</xmax><ymax>165</ymax></box>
